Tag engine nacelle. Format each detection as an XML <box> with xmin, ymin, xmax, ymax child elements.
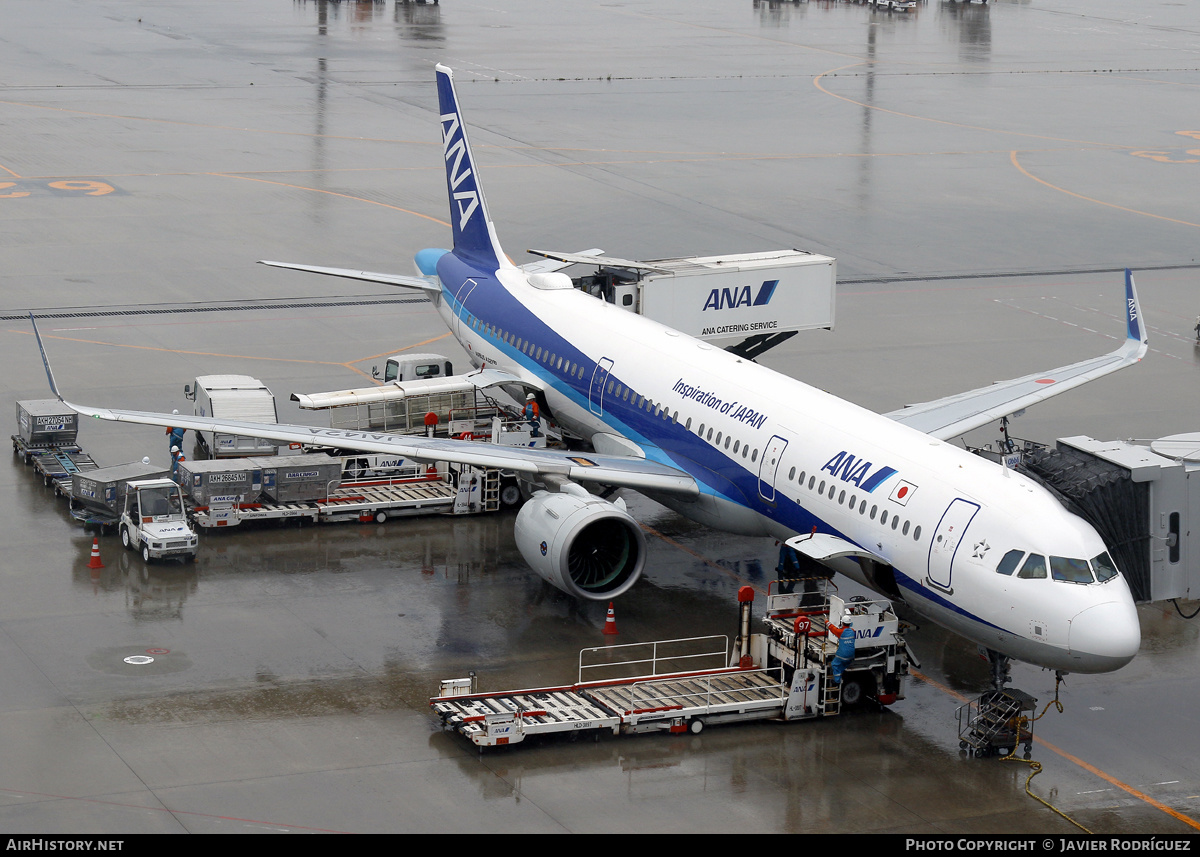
<box><xmin>514</xmin><ymin>488</ymin><xmax>646</xmax><ymax>600</ymax></box>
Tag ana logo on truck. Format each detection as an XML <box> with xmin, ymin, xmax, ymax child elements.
<box><xmin>702</xmin><ymin>279</ymin><xmax>778</xmax><ymax>312</ymax></box>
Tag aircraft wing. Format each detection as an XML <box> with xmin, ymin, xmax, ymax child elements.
<box><xmin>32</xmin><ymin>318</ymin><xmax>696</xmax><ymax>496</ymax></box>
<box><xmin>885</xmin><ymin>270</ymin><xmax>1148</xmax><ymax>441</ymax></box>
<box><xmin>257</xmin><ymin>261</ymin><xmax>442</xmax><ymax>293</ymax></box>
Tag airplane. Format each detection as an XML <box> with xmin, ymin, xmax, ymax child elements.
<box><xmin>33</xmin><ymin>64</ymin><xmax>1147</xmax><ymax>680</ymax></box>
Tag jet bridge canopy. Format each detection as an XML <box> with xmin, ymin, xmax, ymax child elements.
<box><xmin>1018</xmin><ymin>435</ymin><xmax>1200</xmax><ymax>604</ymax></box>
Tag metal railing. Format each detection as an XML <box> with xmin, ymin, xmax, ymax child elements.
<box><xmin>578</xmin><ymin>635</ymin><xmax>730</xmax><ymax>684</ymax></box>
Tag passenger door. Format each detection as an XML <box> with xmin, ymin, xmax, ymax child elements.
<box><xmin>757</xmin><ymin>434</ymin><xmax>789</xmax><ymax>503</ymax></box>
<box><xmin>590</xmin><ymin>358</ymin><xmax>614</xmax><ymax>416</ymax></box>
<box><xmin>927</xmin><ymin>498</ymin><xmax>980</xmax><ymax>590</ymax></box>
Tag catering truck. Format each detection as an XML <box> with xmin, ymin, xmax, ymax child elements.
<box><xmin>184</xmin><ymin>375</ymin><xmax>279</xmax><ymax>458</ymax></box>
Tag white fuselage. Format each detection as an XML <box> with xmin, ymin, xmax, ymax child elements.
<box><xmin>434</xmin><ymin>260</ymin><xmax>1140</xmax><ymax>674</ymax></box>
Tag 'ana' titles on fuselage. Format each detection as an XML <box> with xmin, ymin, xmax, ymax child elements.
<box><xmin>821</xmin><ymin>450</ymin><xmax>898</xmax><ymax>493</ymax></box>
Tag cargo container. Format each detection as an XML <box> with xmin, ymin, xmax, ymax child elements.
<box><xmin>71</xmin><ymin>462</ymin><xmax>173</xmax><ymax>521</ymax></box>
<box><xmin>250</xmin><ymin>453</ymin><xmax>342</xmax><ymax>503</ymax></box>
<box><xmin>16</xmin><ymin>399</ymin><xmax>79</xmax><ymax>448</ymax></box>
<box><xmin>176</xmin><ymin>458</ymin><xmax>263</xmax><ymax>506</ymax></box>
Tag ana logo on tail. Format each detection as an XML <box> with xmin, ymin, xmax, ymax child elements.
<box><xmin>441</xmin><ymin>111</ymin><xmax>479</xmax><ymax>230</ymax></box>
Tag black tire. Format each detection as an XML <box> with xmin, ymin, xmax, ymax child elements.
<box><xmin>142</xmin><ymin>545</ymin><xmax>151</xmax><ymax>564</ymax></box>
<box><xmin>375</xmin><ymin>510</ymin><xmax>388</xmax><ymax>524</ymax></box>
<box><xmin>840</xmin><ymin>675</ymin><xmax>872</xmax><ymax>708</ymax></box>
<box><xmin>499</xmin><ymin>480</ymin><xmax>522</xmax><ymax>509</ymax></box>
<box><xmin>689</xmin><ymin>718</ymin><xmax>704</xmax><ymax>734</ymax></box>
<box><xmin>121</xmin><ymin>526</ymin><xmax>133</xmax><ymax>551</ymax></box>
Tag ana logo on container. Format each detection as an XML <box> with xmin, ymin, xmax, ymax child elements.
<box><xmin>702</xmin><ymin>279</ymin><xmax>778</xmax><ymax>312</ymax></box>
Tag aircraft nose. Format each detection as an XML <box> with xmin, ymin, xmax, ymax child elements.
<box><xmin>1069</xmin><ymin>600</ymin><xmax>1140</xmax><ymax>672</ymax></box>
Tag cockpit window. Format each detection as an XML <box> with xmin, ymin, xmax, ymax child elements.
<box><xmin>1092</xmin><ymin>551</ymin><xmax>1119</xmax><ymax>583</ymax></box>
<box><xmin>1017</xmin><ymin>554</ymin><xmax>1047</xmax><ymax>579</ymax></box>
<box><xmin>1050</xmin><ymin>556</ymin><xmax>1094</xmax><ymax>584</ymax></box>
<box><xmin>996</xmin><ymin>549</ymin><xmax>1024</xmax><ymax>576</ymax></box>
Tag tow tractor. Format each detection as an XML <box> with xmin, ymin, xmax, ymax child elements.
<box><xmin>430</xmin><ymin>581</ymin><xmax>912</xmax><ymax>749</ymax></box>
<box><xmin>119</xmin><ymin>478</ymin><xmax>199</xmax><ymax>563</ymax></box>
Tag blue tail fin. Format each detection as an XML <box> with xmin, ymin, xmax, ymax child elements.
<box><xmin>435</xmin><ymin>64</ymin><xmax>508</xmax><ymax>270</ymax></box>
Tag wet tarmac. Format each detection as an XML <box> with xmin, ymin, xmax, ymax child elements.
<box><xmin>3</xmin><ymin>0</ymin><xmax>1200</xmax><ymax>835</ymax></box>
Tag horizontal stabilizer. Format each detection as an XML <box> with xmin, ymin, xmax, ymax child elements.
<box><xmin>526</xmin><ymin>249</ymin><xmax>673</xmax><ymax>274</ymax></box>
<box><xmin>521</xmin><ymin>248</ymin><xmax>605</xmax><ymax>275</ymax></box>
<box><xmin>258</xmin><ymin>260</ymin><xmax>441</xmax><ymax>293</ymax></box>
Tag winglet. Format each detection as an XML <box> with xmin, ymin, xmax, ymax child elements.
<box><xmin>434</xmin><ymin>64</ymin><xmax>509</xmax><ymax>270</ymax></box>
<box><xmin>1125</xmin><ymin>268</ymin><xmax>1147</xmax><ymax>347</ymax></box>
<box><xmin>30</xmin><ymin>314</ymin><xmax>63</xmax><ymax>401</ymax></box>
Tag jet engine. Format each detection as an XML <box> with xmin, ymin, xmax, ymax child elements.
<box><xmin>513</xmin><ymin>485</ymin><xmax>646</xmax><ymax>600</ymax></box>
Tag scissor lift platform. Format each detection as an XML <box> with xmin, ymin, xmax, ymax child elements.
<box><xmin>431</xmin><ymin>658</ymin><xmax>789</xmax><ymax>748</ymax></box>
<box><xmin>431</xmin><ymin>583</ymin><xmax>912</xmax><ymax>749</ymax></box>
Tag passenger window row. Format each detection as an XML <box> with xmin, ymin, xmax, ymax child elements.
<box><xmin>787</xmin><ymin>466</ymin><xmax>922</xmax><ymax>542</ymax></box>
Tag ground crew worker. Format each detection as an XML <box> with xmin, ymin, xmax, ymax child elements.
<box><xmin>170</xmin><ymin>445</ymin><xmax>186</xmax><ymax>478</ymax></box>
<box><xmin>166</xmin><ymin>412</ymin><xmax>186</xmax><ymax>453</ymax></box>
<box><xmin>524</xmin><ymin>393</ymin><xmax>541</xmax><ymax>438</ymax></box>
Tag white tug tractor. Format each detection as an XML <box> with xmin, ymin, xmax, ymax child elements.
<box><xmin>119</xmin><ymin>478</ymin><xmax>199</xmax><ymax>563</ymax></box>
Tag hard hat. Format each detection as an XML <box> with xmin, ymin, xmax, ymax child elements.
<box><xmin>526</xmin><ymin>393</ymin><xmax>535</xmax><ymax>400</ymax></box>
<box><xmin>172</xmin><ymin>409</ymin><xmax>179</xmax><ymax>415</ymax></box>
<box><xmin>142</xmin><ymin>457</ymin><xmax>150</xmax><ymax>465</ymax></box>
<box><xmin>171</xmin><ymin>446</ymin><xmax>180</xmax><ymax>453</ymax></box>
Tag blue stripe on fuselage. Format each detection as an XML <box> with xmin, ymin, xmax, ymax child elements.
<box><xmin>436</xmin><ymin>253</ymin><xmax>1011</xmax><ymax>639</ymax></box>
<box><xmin>437</xmin><ymin>252</ymin><xmax>843</xmax><ymax>530</ymax></box>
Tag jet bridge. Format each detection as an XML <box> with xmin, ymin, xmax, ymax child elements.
<box><xmin>1016</xmin><ymin>434</ymin><xmax>1200</xmax><ymax>604</ymax></box>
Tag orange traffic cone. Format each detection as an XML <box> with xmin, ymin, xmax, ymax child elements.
<box><xmin>602</xmin><ymin>602</ymin><xmax>618</xmax><ymax>636</ymax></box>
<box><xmin>87</xmin><ymin>537</ymin><xmax>105</xmax><ymax>569</ymax></box>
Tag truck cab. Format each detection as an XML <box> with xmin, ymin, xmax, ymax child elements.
<box><xmin>374</xmin><ymin>354</ymin><xmax>453</xmax><ymax>383</ymax></box>
<box><xmin>119</xmin><ymin>478</ymin><xmax>199</xmax><ymax>563</ymax></box>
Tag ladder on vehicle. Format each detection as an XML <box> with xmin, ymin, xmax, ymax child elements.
<box><xmin>483</xmin><ymin>468</ymin><xmax>500</xmax><ymax>512</ymax></box>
